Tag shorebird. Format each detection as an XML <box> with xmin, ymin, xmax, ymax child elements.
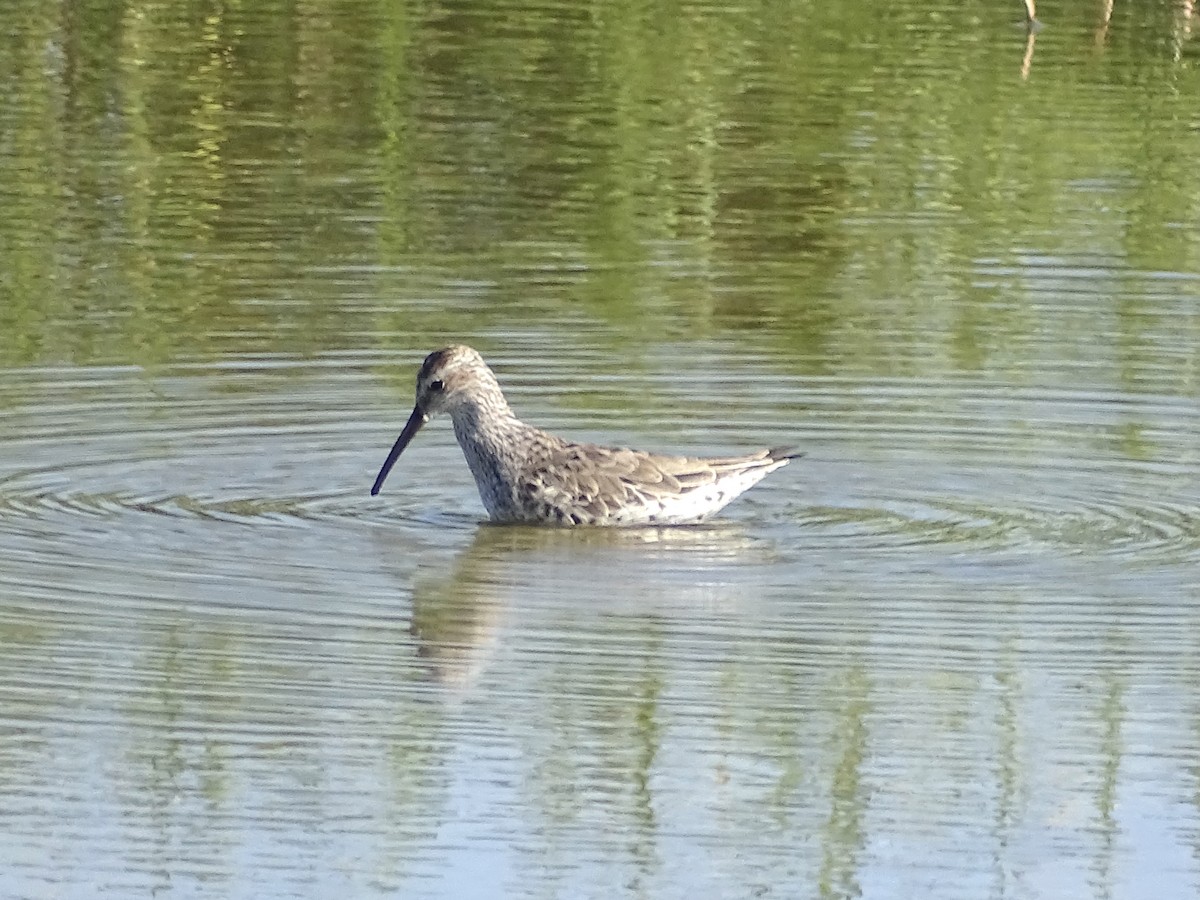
<box><xmin>370</xmin><ymin>345</ymin><xmax>799</xmax><ymax>526</ymax></box>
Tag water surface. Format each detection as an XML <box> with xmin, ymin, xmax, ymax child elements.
<box><xmin>2</xmin><ymin>1</ymin><xmax>1199</xmax><ymax>898</ymax></box>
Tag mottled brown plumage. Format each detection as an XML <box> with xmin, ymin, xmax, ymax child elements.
<box><xmin>371</xmin><ymin>345</ymin><xmax>799</xmax><ymax>526</ymax></box>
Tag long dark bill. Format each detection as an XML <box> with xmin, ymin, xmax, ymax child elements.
<box><xmin>370</xmin><ymin>404</ymin><xmax>428</xmax><ymax>495</ymax></box>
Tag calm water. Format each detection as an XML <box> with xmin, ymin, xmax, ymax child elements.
<box><xmin>2</xmin><ymin>0</ymin><xmax>1200</xmax><ymax>898</ymax></box>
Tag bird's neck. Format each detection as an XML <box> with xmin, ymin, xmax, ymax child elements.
<box><xmin>450</xmin><ymin>399</ymin><xmax>534</xmax><ymax>517</ymax></box>
<box><xmin>450</xmin><ymin>398</ymin><xmax>529</xmax><ymax>467</ymax></box>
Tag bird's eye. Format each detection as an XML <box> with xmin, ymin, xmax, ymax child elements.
<box><xmin>429</xmin><ymin>379</ymin><xmax>445</xmax><ymax>392</ymax></box>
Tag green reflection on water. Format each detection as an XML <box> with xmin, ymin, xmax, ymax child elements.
<box><xmin>0</xmin><ymin>0</ymin><xmax>1196</xmax><ymax>385</ymax></box>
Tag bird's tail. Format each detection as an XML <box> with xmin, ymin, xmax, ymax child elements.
<box><xmin>768</xmin><ymin>446</ymin><xmax>805</xmax><ymax>462</ymax></box>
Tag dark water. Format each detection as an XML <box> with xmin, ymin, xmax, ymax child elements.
<box><xmin>2</xmin><ymin>1</ymin><xmax>1200</xmax><ymax>897</ymax></box>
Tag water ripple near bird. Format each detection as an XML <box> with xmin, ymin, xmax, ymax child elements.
<box><xmin>0</xmin><ymin>361</ymin><xmax>1196</xmax><ymax>569</ymax></box>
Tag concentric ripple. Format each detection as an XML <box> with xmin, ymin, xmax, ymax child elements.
<box><xmin>2</xmin><ymin>363</ymin><xmax>1198</xmax><ymax>569</ymax></box>
<box><xmin>795</xmin><ymin>488</ymin><xmax>1200</xmax><ymax>562</ymax></box>
<box><xmin>0</xmin><ymin>479</ymin><xmax>411</xmax><ymax>528</ymax></box>
<box><xmin>0</xmin><ymin>359</ymin><xmax>468</xmax><ymax>535</ymax></box>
